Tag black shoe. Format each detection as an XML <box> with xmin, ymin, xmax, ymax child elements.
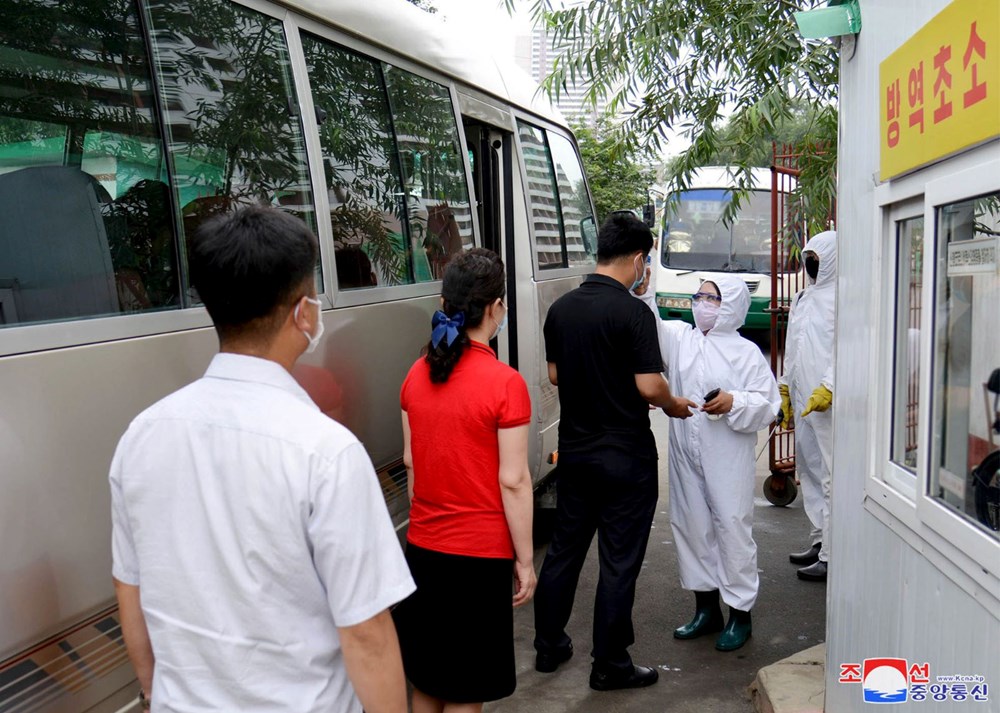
<box><xmin>789</xmin><ymin>542</ymin><xmax>821</xmax><ymax>565</ymax></box>
<box><xmin>589</xmin><ymin>665</ymin><xmax>659</xmax><ymax>691</ymax></box>
<box><xmin>673</xmin><ymin>590</ymin><xmax>725</xmax><ymax>640</ymax></box>
<box><xmin>715</xmin><ymin>609</ymin><xmax>752</xmax><ymax>651</ymax></box>
<box><xmin>797</xmin><ymin>560</ymin><xmax>828</xmax><ymax>582</ymax></box>
<box><xmin>535</xmin><ymin>644</ymin><xmax>573</xmax><ymax>673</ymax></box>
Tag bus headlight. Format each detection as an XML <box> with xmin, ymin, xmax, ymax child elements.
<box><xmin>656</xmin><ymin>296</ymin><xmax>692</xmax><ymax>309</ymax></box>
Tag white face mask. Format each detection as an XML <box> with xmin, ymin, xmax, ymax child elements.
<box><xmin>692</xmin><ymin>300</ymin><xmax>720</xmax><ymax>333</ymax></box>
<box><xmin>630</xmin><ymin>254</ymin><xmax>645</xmax><ymax>292</ymax></box>
<box><xmin>491</xmin><ymin>301</ymin><xmax>508</xmax><ymax>340</ymax></box>
<box><xmin>295</xmin><ymin>296</ymin><xmax>324</xmax><ymax>354</ymax></box>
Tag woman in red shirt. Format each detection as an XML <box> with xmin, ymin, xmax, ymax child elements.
<box><xmin>394</xmin><ymin>249</ymin><xmax>536</xmax><ymax>713</ymax></box>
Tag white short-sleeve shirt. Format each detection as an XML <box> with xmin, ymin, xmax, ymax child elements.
<box><xmin>110</xmin><ymin>353</ymin><xmax>415</xmax><ymax>713</ymax></box>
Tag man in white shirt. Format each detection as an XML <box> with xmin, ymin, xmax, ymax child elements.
<box><xmin>110</xmin><ymin>206</ymin><xmax>415</xmax><ymax>713</ymax></box>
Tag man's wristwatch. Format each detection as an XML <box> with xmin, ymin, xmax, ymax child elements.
<box><xmin>139</xmin><ymin>689</ymin><xmax>151</xmax><ymax>710</ymax></box>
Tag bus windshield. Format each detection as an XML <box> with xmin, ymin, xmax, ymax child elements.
<box><xmin>662</xmin><ymin>188</ymin><xmax>772</xmax><ymax>273</ymax></box>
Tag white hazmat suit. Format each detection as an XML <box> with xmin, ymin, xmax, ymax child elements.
<box><xmin>639</xmin><ymin>273</ymin><xmax>780</xmax><ymax>611</ymax></box>
<box><xmin>780</xmin><ymin>230</ymin><xmax>837</xmax><ymax>564</ymax></box>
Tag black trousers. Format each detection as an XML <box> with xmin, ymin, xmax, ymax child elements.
<box><xmin>533</xmin><ymin>449</ymin><xmax>658</xmax><ymax>673</ymax></box>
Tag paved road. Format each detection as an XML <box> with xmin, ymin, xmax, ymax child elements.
<box><xmin>488</xmin><ymin>410</ymin><xmax>828</xmax><ymax>713</ymax></box>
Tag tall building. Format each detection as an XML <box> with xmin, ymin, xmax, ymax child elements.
<box><xmin>514</xmin><ymin>25</ymin><xmax>609</xmax><ymax>127</ymax></box>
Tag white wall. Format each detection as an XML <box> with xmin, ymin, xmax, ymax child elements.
<box><xmin>828</xmin><ymin>1</ymin><xmax>1000</xmax><ymax>710</ymax></box>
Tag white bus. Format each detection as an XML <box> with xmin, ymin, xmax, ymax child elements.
<box><xmin>0</xmin><ymin>1</ymin><xmax>598</xmax><ymax>710</ymax></box>
<box><xmin>654</xmin><ymin>166</ymin><xmax>794</xmax><ymax>331</ymax></box>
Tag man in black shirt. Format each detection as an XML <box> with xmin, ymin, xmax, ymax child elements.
<box><xmin>534</xmin><ymin>213</ymin><xmax>695</xmax><ymax>691</ymax></box>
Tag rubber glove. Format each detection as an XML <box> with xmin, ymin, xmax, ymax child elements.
<box><xmin>779</xmin><ymin>383</ymin><xmax>793</xmax><ymax>429</ymax></box>
<box><xmin>800</xmin><ymin>384</ymin><xmax>833</xmax><ymax>418</ymax></box>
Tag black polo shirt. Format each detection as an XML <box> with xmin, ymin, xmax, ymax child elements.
<box><xmin>543</xmin><ymin>273</ymin><xmax>664</xmax><ymax>460</ymax></box>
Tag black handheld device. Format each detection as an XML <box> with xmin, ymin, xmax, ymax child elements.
<box><xmin>704</xmin><ymin>387</ymin><xmax>721</xmax><ymax>403</ymax></box>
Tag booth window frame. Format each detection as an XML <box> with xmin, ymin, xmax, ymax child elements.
<box><xmin>868</xmin><ymin>143</ymin><xmax>1000</xmax><ymax>607</ymax></box>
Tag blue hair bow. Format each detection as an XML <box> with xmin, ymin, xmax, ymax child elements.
<box><xmin>431</xmin><ymin>310</ymin><xmax>465</xmax><ymax>349</ymax></box>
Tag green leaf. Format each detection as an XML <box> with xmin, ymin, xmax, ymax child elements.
<box><xmin>509</xmin><ymin>0</ymin><xmax>838</xmax><ymax>232</ymax></box>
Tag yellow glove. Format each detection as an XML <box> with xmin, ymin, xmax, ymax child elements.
<box><xmin>779</xmin><ymin>383</ymin><xmax>793</xmax><ymax>429</ymax></box>
<box><xmin>801</xmin><ymin>385</ymin><xmax>833</xmax><ymax>418</ymax></box>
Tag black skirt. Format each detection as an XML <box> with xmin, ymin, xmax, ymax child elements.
<box><xmin>392</xmin><ymin>543</ymin><xmax>516</xmax><ymax>703</ymax></box>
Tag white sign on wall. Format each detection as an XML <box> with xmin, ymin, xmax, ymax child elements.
<box><xmin>947</xmin><ymin>236</ymin><xmax>999</xmax><ymax>276</ymax></box>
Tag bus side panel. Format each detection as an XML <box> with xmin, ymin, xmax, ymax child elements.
<box><xmin>530</xmin><ymin>276</ymin><xmax>584</xmax><ymax>484</ymax></box>
<box><xmin>0</xmin><ymin>331</ymin><xmax>217</xmax><ymax>661</ymax></box>
<box><xmin>0</xmin><ymin>297</ymin><xmax>434</xmax><ymax>710</ymax></box>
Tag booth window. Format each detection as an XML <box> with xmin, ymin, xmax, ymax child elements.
<box><xmin>930</xmin><ymin>192</ymin><xmax>999</xmax><ymax>538</ymax></box>
<box><xmin>890</xmin><ymin>216</ymin><xmax>924</xmax><ymax>471</ymax></box>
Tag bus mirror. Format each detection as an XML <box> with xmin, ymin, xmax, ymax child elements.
<box><xmin>642</xmin><ymin>203</ymin><xmax>655</xmax><ymax>228</ymax></box>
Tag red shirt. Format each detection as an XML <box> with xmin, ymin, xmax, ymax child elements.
<box><xmin>401</xmin><ymin>341</ymin><xmax>532</xmax><ymax>559</ymax></box>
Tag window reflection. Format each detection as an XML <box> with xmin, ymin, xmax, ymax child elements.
<box><xmin>0</xmin><ymin>0</ymin><xmax>178</xmax><ymax>325</ymax></box>
<box><xmin>302</xmin><ymin>35</ymin><xmax>409</xmax><ymax>288</ymax></box>
<box><xmin>891</xmin><ymin>216</ymin><xmax>924</xmax><ymax>472</ymax></box>
<box><xmin>547</xmin><ymin>132</ymin><xmax>595</xmax><ymax>267</ymax></box>
<box><xmin>144</xmin><ymin>0</ymin><xmax>317</xmax><ymax>290</ymax></box>
<box><xmin>518</xmin><ymin>122</ymin><xmax>564</xmax><ymax>269</ymax></box>
<box><xmin>383</xmin><ymin>66</ymin><xmax>472</xmax><ymax>281</ymax></box>
<box><xmin>931</xmin><ymin>192</ymin><xmax>999</xmax><ymax>537</ymax></box>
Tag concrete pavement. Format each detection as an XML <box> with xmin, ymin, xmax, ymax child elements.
<box><xmin>487</xmin><ymin>410</ymin><xmax>828</xmax><ymax>712</ymax></box>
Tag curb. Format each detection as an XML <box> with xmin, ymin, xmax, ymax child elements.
<box><xmin>748</xmin><ymin>643</ymin><xmax>826</xmax><ymax>713</ymax></box>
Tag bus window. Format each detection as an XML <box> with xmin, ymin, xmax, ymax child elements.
<box><xmin>663</xmin><ymin>189</ymin><xmax>773</xmax><ymax>274</ymax></box>
<box><xmin>517</xmin><ymin>121</ymin><xmax>595</xmax><ymax>272</ymax></box>
<box><xmin>143</xmin><ymin>0</ymin><xmax>318</xmax><ymax>291</ymax></box>
<box><xmin>517</xmin><ymin>121</ymin><xmax>565</xmax><ymax>269</ymax></box>
<box><xmin>0</xmin><ymin>120</ymin><xmax>66</xmax><ymax>168</ymax></box>
<box><xmin>301</xmin><ymin>34</ymin><xmax>412</xmax><ymax>289</ymax></box>
<box><xmin>546</xmin><ymin>132</ymin><xmax>596</xmax><ymax>267</ymax></box>
<box><xmin>383</xmin><ymin>66</ymin><xmax>473</xmax><ymax>281</ymax></box>
<box><xmin>0</xmin><ymin>0</ymin><xmax>178</xmax><ymax>326</ymax></box>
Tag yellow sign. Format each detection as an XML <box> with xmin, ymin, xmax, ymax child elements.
<box><xmin>879</xmin><ymin>0</ymin><xmax>1000</xmax><ymax>180</ymax></box>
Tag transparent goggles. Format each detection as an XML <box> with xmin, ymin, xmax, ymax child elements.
<box><xmin>691</xmin><ymin>292</ymin><xmax>722</xmax><ymax>304</ymax></box>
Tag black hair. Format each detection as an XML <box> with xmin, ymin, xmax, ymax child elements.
<box><xmin>596</xmin><ymin>211</ymin><xmax>653</xmax><ymax>263</ymax></box>
<box><xmin>189</xmin><ymin>205</ymin><xmax>318</xmax><ymax>343</ymax></box>
<box><xmin>425</xmin><ymin>248</ymin><xmax>505</xmax><ymax>383</ymax></box>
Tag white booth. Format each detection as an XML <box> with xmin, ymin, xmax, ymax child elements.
<box><xmin>828</xmin><ymin>0</ymin><xmax>999</xmax><ymax>708</ymax></box>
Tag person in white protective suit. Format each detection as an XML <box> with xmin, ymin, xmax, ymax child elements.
<box><xmin>635</xmin><ymin>272</ymin><xmax>779</xmax><ymax>651</ymax></box>
<box><xmin>780</xmin><ymin>230</ymin><xmax>837</xmax><ymax>583</ymax></box>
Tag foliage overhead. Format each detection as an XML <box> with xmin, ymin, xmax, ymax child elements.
<box><xmin>573</xmin><ymin>116</ymin><xmax>654</xmax><ymax>224</ymax></box>
<box><xmin>695</xmin><ymin>100</ymin><xmax>827</xmax><ymax>169</ymax></box>
<box><xmin>507</xmin><ymin>0</ymin><xmax>839</xmax><ymax>236</ymax></box>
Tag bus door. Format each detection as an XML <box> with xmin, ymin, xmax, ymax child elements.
<box><xmin>463</xmin><ymin>119</ymin><xmax>518</xmax><ymax>369</ymax></box>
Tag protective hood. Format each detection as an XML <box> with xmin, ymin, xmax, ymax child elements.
<box><xmin>704</xmin><ymin>274</ymin><xmax>751</xmax><ymax>334</ymax></box>
<box><xmin>805</xmin><ymin>230</ymin><xmax>837</xmax><ymax>287</ymax></box>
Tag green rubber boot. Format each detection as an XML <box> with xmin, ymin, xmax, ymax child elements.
<box><xmin>715</xmin><ymin>608</ymin><xmax>752</xmax><ymax>651</ymax></box>
<box><xmin>673</xmin><ymin>590</ymin><xmax>724</xmax><ymax>640</ymax></box>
